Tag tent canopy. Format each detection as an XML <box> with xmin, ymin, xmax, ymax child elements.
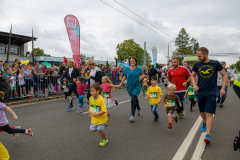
<box><xmin>40</xmin><ymin>61</ymin><xmax>52</xmax><ymax>67</ymax></box>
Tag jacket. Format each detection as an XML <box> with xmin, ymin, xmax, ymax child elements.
<box><xmin>61</xmin><ymin>67</ymin><xmax>80</xmax><ymax>83</ymax></box>
<box><xmin>88</xmin><ymin>67</ymin><xmax>102</xmax><ymax>85</ymax></box>
<box><xmin>217</xmin><ymin>68</ymin><xmax>233</xmax><ymax>86</ymax></box>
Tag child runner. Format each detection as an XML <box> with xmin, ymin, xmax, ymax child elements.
<box><xmin>18</xmin><ymin>69</ymin><xmax>26</xmax><ymax>97</ymax></box>
<box><xmin>73</xmin><ymin>77</ymin><xmax>89</xmax><ymax>114</ymax></box>
<box><xmin>10</xmin><ymin>71</ymin><xmax>17</xmax><ymax>98</ymax></box>
<box><xmin>163</xmin><ymin>84</ymin><xmax>181</xmax><ymax>130</ymax></box>
<box><xmin>89</xmin><ymin>83</ymin><xmax>108</xmax><ymax>147</ymax></box>
<box><xmin>0</xmin><ymin>91</ymin><xmax>33</xmax><ymax>139</ymax></box>
<box><xmin>63</xmin><ymin>79</ymin><xmax>70</xmax><ymax>102</ymax></box>
<box><xmin>145</xmin><ymin>76</ymin><xmax>163</xmax><ymax>121</ymax></box>
<box><xmin>0</xmin><ymin>142</ymin><xmax>10</xmax><ymax>160</ymax></box>
<box><xmin>142</xmin><ymin>75</ymin><xmax>148</xmax><ymax>96</ymax></box>
<box><xmin>184</xmin><ymin>81</ymin><xmax>197</xmax><ymax>112</ymax></box>
<box><xmin>100</xmin><ymin>76</ymin><xmax>119</xmax><ymax>116</ymax></box>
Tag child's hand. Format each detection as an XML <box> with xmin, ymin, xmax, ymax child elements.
<box><xmin>164</xmin><ymin>104</ymin><xmax>168</xmax><ymax>108</ymax></box>
<box><xmin>184</xmin><ymin>96</ymin><xmax>186</xmax><ymax>99</ymax></box>
<box><xmin>179</xmin><ymin>104</ymin><xmax>182</xmax><ymax>107</ymax></box>
<box><xmin>73</xmin><ymin>78</ymin><xmax>76</xmax><ymax>82</ymax></box>
<box><xmin>86</xmin><ymin>82</ymin><xmax>88</xmax><ymax>86</ymax></box>
<box><xmin>158</xmin><ymin>100</ymin><xmax>161</xmax><ymax>104</ymax></box>
<box><xmin>145</xmin><ymin>97</ymin><xmax>148</xmax><ymax>101</ymax></box>
<box><xmin>13</xmin><ymin>115</ymin><xmax>18</xmax><ymax>121</ymax></box>
<box><xmin>91</xmin><ymin>113</ymin><xmax>97</xmax><ymax>117</ymax></box>
<box><xmin>89</xmin><ymin>113</ymin><xmax>92</xmax><ymax>118</ymax></box>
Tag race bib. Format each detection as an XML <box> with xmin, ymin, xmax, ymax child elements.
<box><xmin>166</xmin><ymin>100</ymin><xmax>177</xmax><ymax>108</ymax></box>
<box><xmin>150</xmin><ymin>92</ymin><xmax>158</xmax><ymax>98</ymax></box>
<box><xmin>104</xmin><ymin>92</ymin><xmax>110</xmax><ymax>98</ymax></box>
<box><xmin>188</xmin><ymin>90</ymin><xmax>196</xmax><ymax>96</ymax></box>
<box><xmin>89</xmin><ymin>104</ymin><xmax>101</xmax><ymax>113</ymax></box>
<box><xmin>63</xmin><ymin>85</ymin><xmax>66</xmax><ymax>89</ymax></box>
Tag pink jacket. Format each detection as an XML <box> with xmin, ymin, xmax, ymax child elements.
<box><xmin>75</xmin><ymin>81</ymin><xmax>89</xmax><ymax>95</ymax></box>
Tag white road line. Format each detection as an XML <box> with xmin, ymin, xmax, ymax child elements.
<box><xmin>172</xmin><ymin>115</ymin><xmax>202</xmax><ymax>160</ymax></box>
<box><xmin>191</xmin><ymin>133</ymin><xmax>206</xmax><ymax>160</ymax></box>
<box><xmin>82</xmin><ymin>100</ymin><xmax>131</xmax><ymax>115</ymax></box>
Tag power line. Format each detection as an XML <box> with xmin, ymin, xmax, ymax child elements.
<box><xmin>100</xmin><ymin>0</ymin><xmax>173</xmax><ymax>42</ymax></box>
<box><xmin>113</xmin><ymin>0</ymin><xmax>175</xmax><ymax>40</ymax></box>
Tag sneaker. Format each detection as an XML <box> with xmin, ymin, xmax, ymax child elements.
<box><xmin>114</xmin><ymin>98</ymin><xmax>118</xmax><ymax>105</ymax></box>
<box><xmin>25</xmin><ymin>128</ymin><xmax>33</xmax><ymax>138</ymax></box>
<box><xmin>64</xmin><ymin>99</ymin><xmax>66</xmax><ymax>102</ymax></box>
<box><xmin>179</xmin><ymin>111</ymin><xmax>184</xmax><ymax>119</ymax></box>
<box><xmin>66</xmin><ymin>105</ymin><xmax>73</xmax><ymax>109</ymax></box>
<box><xmin>182</xmin><ymin>99</ymin><xmax>186</xmax><ymax>102</ymax></box>
<box><xmin>174</xmin><ymin>116</ymin><xmax>178</xmax><ymax>123</ymax></box>
<box><xmin>217</xmin><ymin>99</ymin><xmax>220</xmax><ymax>104</ymax></box>
<box><xmin>137</xmin><ymin>107</ymin><xmax>142</xmax><ymax>116</ymax></box>
<box><xmin>107</xmin><ymin>112</ymin><xmax>111</xmax><ymax>116</ymax></box>
<box><xmin>129</xmin><ymin>115</ymin><xmax>134</xmax><ymax>122</ymax></box>
<box><xmin>105</xmin><ymin>122</ymin><xmax>108</xmax><ymax>127</ymax></box>
<box><xmin>13</xmin><ymin>126</ymin><xmax>21</xmax><ymax>140</ymax></box>
<box><xmin>204</xmin><ymin>134</ymin><xmax>211</xmax><ymax>144</ymax></box>
<box><xmin>85</xmin><ymin>100</ymin><xmax>89</xmax><ymax>105</ymax></box>
<box><xmin>219</xmin><ymin>104</ymin><xmax>223</xmax><ymax>108</ymax></box>
<box><xmin>201</xmin><ymin>122</ymin><xmax>207</xmax><ymax>132</ymax></box>
<box><xmin>168</xmin><ymin>124</ymin><xmax>172</xmax><ymax>130</ymax></box>
<box><xmin>76</xmin><ymin>108</ymin><xmax>82</xmax><ymax>114</ymax></box>
<box><xmin>99</xmin><ymin>138</ymin><xmax>108</xmax><ymax>147</ymax></box>
<box><xmin>154</xmin><ymin>117</ymin><xmax>159</xmax><ymax>122</ymax></box>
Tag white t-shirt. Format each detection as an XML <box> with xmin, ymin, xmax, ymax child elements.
<box><xmin>10</xmin><ymin>76</ymin><xmax>16</xmax><ymax>87</ymax></box>
<box><xmin>69</xmin><ymin>68</ymin><xmax>74</xmax><ymax>78</ymax></box>
<box><xmin>18</xmin><ymin>74</ymin><xmax>25</xmax><ymax>85</ymax></box>
<box><xmin>89</xmin><ymin>67</ymin><xmax>101</xmax><ymax>85</ymax></box>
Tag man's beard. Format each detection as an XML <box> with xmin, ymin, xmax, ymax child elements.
<box><xmin>199</xmin><ymin>56</ymin><xmax>206</xmax><ymax>62</ymax></box>
<box><xmin>173</xmin><ymin>64</ymin><xmax>179</xmax><ymax>68</ymax></box>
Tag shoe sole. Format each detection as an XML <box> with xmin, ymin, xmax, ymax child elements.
<box><xmin>204</xmin><ymin>138</ymin><xmax>211</xmax><ymax>144</ymax></box>
<box><xmin>99</xmin><ymin>140</ymin><xmax>108</xmax><ymax>147</ymax></box>
<box><xmin>29</xmin><ymin>128</ymin><xmax>34</xmax><ymax>138</ymax></box>
<box><xmin>168</xmin><ymin>128</ymin><xmax>172</xmax><ymax>130</ymax></box>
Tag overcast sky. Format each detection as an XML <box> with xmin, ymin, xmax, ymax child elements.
<box><xmin>0</xmin><ymin>0</ymin><xmax>239</xmax><ymax>66</ymax></box>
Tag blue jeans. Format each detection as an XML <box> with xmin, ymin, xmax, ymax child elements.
<box><xmin>176</xmin><ymin>92</ymin><xmax>185</xmax><ymax>113</ymax></box>
<box><xmin>217</xmin><ymin>86</ymin><xmax>228</xmax><ymax>104</ymax></box>
<box><xmin>150</xmin><ymin>104</ymin><xmax>158</xmax><ymax>118</ymax></box>
<box><xmin>113</xmin><ymin>78</ymin><xmax>116</xmax><ymax>85</ymax></box>
<box><xmin>131</xmin><ymin>94</ymin><xmax>140</xmax><ymax>116</ymax></box>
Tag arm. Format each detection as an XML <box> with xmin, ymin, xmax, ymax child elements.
<box><xmin>139</xmin><ymin>72</ymin><xmax>144</xmax><ymax>82</ymax></box>
<box><xmin>166</xmin><ymin>78</ymin><xmax>171</xmax><ymax>85</ymax></box>
<box><xmin>119</xmin><ymin>75</ymin><xmax>127</xmax><ymax>87</ymax></box>
<box><xmin>91</xmin><ymin>110</ymin><xmax>105</xmax><ymax>117</ymax></box>
<box><xmin>219</xmin><ymin>69</ymin><xmax>227</xmax><ymax>96</ymax></box>
<box><xmin>90</xmin><ymin>71</ymin><xmax>102</xmax><ymax>82</ymax></box>
<box><xmin>163</xmin><ymin>95</ymin><xmax>168</xmax><ymax>108</ymax></box>
<box><xmin>191</xmin><ymin>72</ymin><xmax>199</xmax><ymax>91</ymax></box>
<box><xmin>61</xmin><ymin>68</ymin><xmax>67</xmax><ymax>81</ymax></box>
<box><xmin>158</xmin><ymin>95</ymin><xmax>163</xmax><ymax>103</ymax></box>
<box><xmin>5</xmin><ymin>106</ymin><xmax>18</xmax><ymax>121</ymax></box>
<box><xmin>176</xmin><ymin>95</ymin><xmax>182</xmax><ymax>107</ymax></box>
<box><xmin>184</xmin><ymin>90</ymin><xmax>188</xmax><ymax>99</ymax></box>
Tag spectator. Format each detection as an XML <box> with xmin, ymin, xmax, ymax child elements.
<box><xmin>142</xmin><ymin>65</ymin><xmax>145</xmax><ymax>71</ymax></box>
<box><xmin>63</xmin><ymin>56</ymin><xmax>68</xmax><ymax>64</ymax></box>
<box><xmin>23</xmin><ymin>64</ymin><xmax>32</xmax><ymax>96</ymax></box>
<box><xmin>41</xmin><ymin>65</ymin><xmax>47</xmax><ymax>73</ymax></box>
<box><xmin>14</xmin><ymin>59</ymin><xmax>22</xmax><ymax>69</ymax></box>
<box><xmin>112</xmin><ymin>67</ymin><xmax>117</xmax><ymax>85</ymax></box>
<box><xmin>32</xmin><ymin>63</ymin><xmax>45</xmax><ymax>96</ymax></box>
<box><xmin>18</xmin><ymin>69</ymin><xmax>26</xmax><ymax>97</ymax></box>
<box><xmin>147</xmin><ymin>64</ymin><xmax>158</xmax><ymax>86</ymax></box>
<box><xmin>101</xmin><ymin>65</ymin><xmax>106</xmax><ymax>76</ymax></box>
<box><xmin>40</xmin><ymin>64</ymin><xmax>44</xmax><ymax>70</ymax></box>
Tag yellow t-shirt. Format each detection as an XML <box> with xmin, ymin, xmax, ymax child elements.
<box><xmin>89</xmin><ymin>95</ymin><xmax>108</xmax><ymax>125</ymax></box>
<box><xmin>0</xmin><ymin>142</ymin><xmax>10</xmax><ymax>160</ymax></box>
<box><xmin>147</xmin><ymin>85</ymin><xmax>163</xmax><ymax>105</ymax></box>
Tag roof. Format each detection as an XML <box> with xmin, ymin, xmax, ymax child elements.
<box><xmin>0</xmin><ymin>31</ymin><xmax>37</xmax><ymax>46</ymax></box>
<box><xmin>40</xmin><ymin>61</ymin><xmax>52</xmax><ymax>66</ymax></box>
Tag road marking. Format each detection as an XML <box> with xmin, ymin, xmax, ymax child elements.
<box><xmin>82</xmin><ymin>100</ymin><xmax>131</xmax><ymax>115</ymax></box>
<box><xmin>172</xmin><ymin>115</ymin><xmax>202</xmax><ymax>160</ymax></box>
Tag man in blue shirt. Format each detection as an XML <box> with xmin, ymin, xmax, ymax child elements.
<box><xmin>191</xmin><ymin>47</ymin><xmax>227</xmax><ymax>144</ymax></box>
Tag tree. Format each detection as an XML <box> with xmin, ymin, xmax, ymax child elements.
<box><xmin>116</xmin><ymin>39</ymin><xmax>152</xmax><ymax>65</ymax></box>
<box><xmin>29</xmin><ymin>47</ymin><xmax>50</xmax><ymax>57</ymax></box>
<box><xmin>175</xmin><ymin>28</ymin><xmax>190</xmax><ymax>50</ymax></box>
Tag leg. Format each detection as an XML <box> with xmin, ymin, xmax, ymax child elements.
<box><xmin>206</xmin><ymin>113</ymin><xmax>214</xmax><ymax>135</ymax></box>
<box><xmin>131</xmin><ymin>94</ymin><xmax>138</xmax><ymax>116</ymax></box>
<box><xmin>65</xmin><ymin>92</ymin><xmax>68</xmax><ymax>99</ymax></box>
<box><xmin>151</xmin><ymin>104</ymin><xmax>158</xmax><ymax>118</ymax></box>
<box><xmin>168</xmin><ymin>112</ymin><xmax>172</xmax><ymax>123</ymax></box>
<box><xmin>200</xmin><ymin>112</ymin><xmax>207</xmax><ymax>123</ymax></box>
<box><xmin>108</xmin><ymin>98</ymin><xmax>113</xmax><ymax>108</ymax></box>
<box><xmin>99</xmin><ymin>130</ymin><xmax>106</xmax><ymax>140</ymax></box>
<box><xmin>220</xmin><ymin>86</ymin><xmax>228</xmax><ymax>104</ymax></box>
<box><xmin>1</xmin><ymin>124</ymin><xmax>25</xmax><ymax>134</ymax></box>
<box><xmin>136</xmin><ymin>97</ymin><xmax>140</xmax><ymax>110</ymax></box>
<box><xmin>216</xmin><ymin>86</ymin><xmax>221</xmax><ymax>102</ymax></box>
<box><xmin>87</xmin><ymin>89</ymin><xmax>91</xmax><ymax>100</ymax></box>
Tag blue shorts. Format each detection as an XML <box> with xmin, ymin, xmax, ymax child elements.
<box><xmin>90</xmin><ymin>123</ymin><xmax>105</xmax><ymax>131</ymax></box>
<box><xmin>197</xmin><ymin>94</ymin><xmax>216</xmax><ymax>114</ymax></box>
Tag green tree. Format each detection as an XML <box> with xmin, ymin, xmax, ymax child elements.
<box><xmin>30</xmin><ymin>47</ymin><xmax>50</xmax><ymax>57</ymax></box>
<box><xmin>235</xmin><ymin>60</ymin><xmax>240</xmax><ymax>70</ymax></box>
<box><xmin>116</xmin><ymin>39</ymin><xmax>152</xmax><ymax>65</ymax></box>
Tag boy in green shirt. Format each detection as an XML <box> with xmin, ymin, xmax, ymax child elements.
<box><xmin>184</xmin><ymin>82</ymin><xmax>197</xmax><ymax>112</ymax></box>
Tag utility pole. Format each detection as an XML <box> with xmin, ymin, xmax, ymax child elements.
<box><xmin>6</xmin><ymin>24</ymin><xmax>12</xmax><ymax>63</ymax></box>
<box><xmin>144</xmin><ymin>42</ymin><xmax>146</xmax><ymax>67</ymax></box>
<box><xmin>167</xmin><ymin>41</ymin><xmax>174</xmax><ymax>65</ymax></box>
<box><xmin>32</xmin><ymin>29</ymin><xmax>34</xmax><ymax>64</ymax></box>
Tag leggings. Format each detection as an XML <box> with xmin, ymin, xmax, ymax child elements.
<box><xmin>131</xmin><ymin>94</ymin><xmax>141</xmax><ymax>116</ymax></box>
<box><xmin>67</xmin><ymin>82</ymin><xmax>79</xmax><ymax>106</ymax></box>
<box><xmin>104</xmin><ymin>98</ymin><xmax>113</xmax><ymax>108</ymax></box>
<box><xmin>176</xmin><ymin>92</ymin><xmax>185</xmax><ymax>113</ymax></box>
<box><xmin>0</xmin><ymin>124</ymin><xmax>25</xmax><ymax>134</ymax></box>
<box><xmin>78</xmin><ymin>95</ymin><xmax>85</xmax><ymax>107</ymax></box>
<box><xmin>64</xmin><ymin>92</ymin><xmax>68</xmax><ymax>99</ymax></box>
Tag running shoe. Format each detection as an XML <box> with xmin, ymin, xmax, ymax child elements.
<box><xmin>66</xmin><ymin>105</ymin><xmax>73</xmax><ymax>109</ymax></box>
<box><xmin>179</xmin><ymin>111</ymin><xmax>184</xmax><ymax>119</ymax></box>
<box><xmin>201</xmin><ymin>122</ymin><xmax>207</xmax><ymax>132</ymax></box>
<box><xmin>107</xmin><ymin>112</ymin><xmax>111</xmax><ymax>116</ymax></box>
<box><xmin>174</xmin><ymin>116</ymin><xmax>178</xmax><ymax>123</ymax></box>
<box><xmin>105</xmin><ymin>122</ymin><xmax>108</xmax><ymax>127</ymax></box>
<box><xmin>137</xmin><ymin>107</ymin><xmax>142</xmax><ymax>116</ymax></box>
<box><xmin>114</xmin><ymin>99</ymin><xmax>118</xmax><ymax>105</ymax></box>
<box><xmin>25</xmin><ymin>128</ymin><xmax>34</xmax><ymax>138</ymax></box>
<box><xmin>168</xmin><ymin>124</ymin><xmax>172</xmax><ymax>130</ymax></box>
<box><xmin>182</xmin><ymin>99</ymin><xmax>186</xmax><ymax>102</ymax></box>
<box><xmin>76</xmin><ymin>108</ymin><xmax>82</xmax><ymax>114</ymax></box>
<box><xmin>13</xmin><ymin>126</ymin><xmax>21</xmax><ymax>140</ymax></box>
<box><xmin>204</xmin><ymin>134</ymin><xmax>211</xmax><ymax>144</ymax></box>
<box><xmin>129</xmin><ymin>115</ymin><xmax>134</xmax><ymax>122</ymax></box>
<box><xmin>63</xmin><ymin>99</ymin><xmax>66</xmax><ymax>102</ymax></box>
<box><xmin>154</xmin><ymin>117</ymin><xmax>159</xmax><ymax>122</ymax></box>
<box><xmin>219</xmin><ymin>104</ymin><xmax>223</xmax><ymax>108</ymax></box>
<box><xmin>85</xmin><ymin>100</ymin><xmax>89</xmax><ymax>105</ymax></box>
<box><xmin>99</xmin><ymin>138</ymin><xmax>108</xmax><ymax>147</ymax></box>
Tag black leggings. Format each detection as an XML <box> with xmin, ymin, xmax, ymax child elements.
<box><xmin>131</xmin><ymin>94</ymin><xmax>140</xmax><ymax>116</ymax></box>
<box><xmin>67</xmin><ymin>82</ymin><xmax>79</xmax><ymax>106</ymax></box>
<box><xmin>64</xmin><ymin>92</ymin><xmax>68</xmax><ymax>99</ymax></box>
<box><xmin>0</xmin><ymin>124</ymin><xmax>25</xmax><ymax>134</ymax></box>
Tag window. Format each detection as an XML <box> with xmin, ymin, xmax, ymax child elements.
<box><xmin>0</xmin><ymin>47</ymin><xmax>4</xmax><ymax>54</ymax></box>
<box><xmin>5</xmin><ymin>47</ymin><xmax>19</xmax><ymax>55</ymax></box>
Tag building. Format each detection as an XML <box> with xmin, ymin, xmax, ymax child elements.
<box><xmin>0</xmin><ymin>31</ymin><xmax>37</xmax><ymax>64</ymax></box>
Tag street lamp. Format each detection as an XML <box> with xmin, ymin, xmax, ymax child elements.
<box><xmin>167</xmin><ymin>41</ymin><xmax>174</xmax><ymax>65</ymax></box>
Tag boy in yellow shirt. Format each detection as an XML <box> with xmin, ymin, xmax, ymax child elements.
<box><xmin>89</xmin><ymin>83</ymin><xmax>108</xmax><ymax>147</ymax></box>
<box><xmin>145</xmin><ymin>76</ymin><xmax>163</xmax><ymax>121</ymax></box>
<box><xmin>0</xmin><ymin>142</ymin><xmax>10</xmax><ymax>160</ymax></box>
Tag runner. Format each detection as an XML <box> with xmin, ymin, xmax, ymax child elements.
<box><xmin>216</xmin><ymin>61</ymin><xmax>233</xmax><ymax>108</ymax></box>
<box><xmin>61</xmin><ymin>60</ymin><xmax>80</xmax><ymax>109</ymax></box>
<box><xmin>191</xmin><ymin>47</ymin><xmax>227</xmax><ymax>144</ymax></box>
<box><xmin>119</xmin><ymin>56</ymin><xmax>144</xmax><ymax>122</ymax></box>
<box><xmin>147</xmin><ymin>64</ymin><xmax>158</xmax><ymax>86</ymax></box>
<box><xmin>166</xmin><ymin>57</ymin><xmax>191</xmax><ymax>119</ymax></box>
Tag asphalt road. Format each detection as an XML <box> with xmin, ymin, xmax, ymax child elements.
<box><xmin>1</xmin><ymin>84</ymin><xmax>240</xmax><ymax>160</ymax></box>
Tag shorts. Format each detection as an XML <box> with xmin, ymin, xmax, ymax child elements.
<box><xmin>166</xmin><ymin>109</ymin><xmax>175</xmax><ymax>114</ymax></box>
<box><xmin>197</xmin><ymin>94</ymin><xmax>216</xmax><ymax>114</ymax></box>
<box><xmin>90</xmin><ymin>123</ymin><xmax>105</xmax><ymax>131</ymax></box>
<box><xmin>11</xmin><ymin>87</ymin><xmax>16</xmax><ymax>91</ymax></box>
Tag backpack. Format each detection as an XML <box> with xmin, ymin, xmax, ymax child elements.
<box><xmin>233</xmin><ymin>130</ymin><xmax>240</xmax><ymax>151</ymax></box>
<box><xmin>0</xmin><ymin>77</ymin><xmax>10</xmax><ymax>96</ymax></box>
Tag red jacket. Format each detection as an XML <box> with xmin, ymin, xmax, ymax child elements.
<box><xmin>63</xmin><ymin>57</ymin><xmax>67</xmax><ymax>64</ymax></box>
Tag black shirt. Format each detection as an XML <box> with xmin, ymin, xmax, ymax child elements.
<box><xmin>148</xmin><ymin>68</ymin><xmax>158</xmax><ymax>80</ymax></box>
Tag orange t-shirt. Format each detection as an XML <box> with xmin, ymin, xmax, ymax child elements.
<box><xmin>143</xmin><ymin>78</ymin><xmax>148</xmax><ymax>86</ymax></box>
